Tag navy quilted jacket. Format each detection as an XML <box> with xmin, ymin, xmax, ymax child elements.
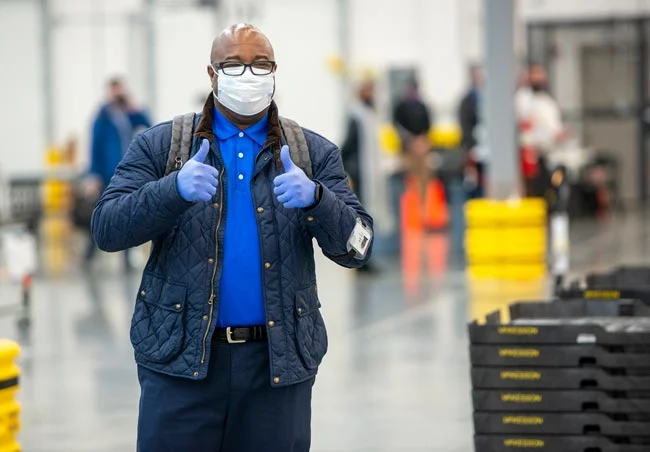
<box><xmin>91</xmin><ymin>96</ymin><xmax>373</xmax><ymax>386</ymax></box>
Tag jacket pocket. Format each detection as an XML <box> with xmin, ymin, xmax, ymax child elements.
<box><xmin>294</xmin><ymin>285</ymin><xmax>328</xmax><ymax>370</ymax></box>
<box><xmin>130</xmin><ymin>272</ymin><xmax>187</xmax><ymax>364</ymax></box>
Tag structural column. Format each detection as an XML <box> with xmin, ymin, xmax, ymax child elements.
<box><xmin>39</xmin><ymin>0</ymin><xmax>54</xmax><ymax>145</ymax></box>
<box><xmin>483</xmin><ymin>0</ymin><xmax>519</xmax><ymax>199</ymax></box>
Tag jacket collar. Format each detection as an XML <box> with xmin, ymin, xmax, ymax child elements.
<box><xmin>195</xmin><ymin>93</ymin><xmax>283</xmax><ymax>168</ymax></box>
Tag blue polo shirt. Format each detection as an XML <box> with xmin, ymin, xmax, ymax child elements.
<box><xmin>213</xmin><ymin>107</ymin><xmax>268</xmax><ymax>327</ymax></box>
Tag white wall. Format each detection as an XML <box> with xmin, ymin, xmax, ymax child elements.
<box><xmin>0</xmin><ymin>0</ymin><xmax>44</xmax><ymax>177</ymax></box>
<box><xmin>348</xmin><ymin>0</ymin><xmax>467</xmax><ymax>121</ymax></box>
<box><xmin>521</xmin><ymin>0</ymin><xmax>650</xmax><ymax>20</ymax></box>
<box><xmin>8</xmin><ymin>0</ymin><xmax>650</xmax><ymax>178</ymax></box>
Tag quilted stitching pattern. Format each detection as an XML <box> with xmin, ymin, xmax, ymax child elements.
<box><xmin>91</xmin><ymin>116</ymin><xmax>373</xmax><ymax>385</ymax></box>
<box><xmin>130</xmin><ymin>273</ymin><xmax>186</xmax><ymax>363</ymax></box>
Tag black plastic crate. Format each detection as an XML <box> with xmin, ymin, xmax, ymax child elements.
<box><xmin>469</xmin><ymin>299</ymin><xmax>650</xmax><ymax>346</ymax></box>
<box><xmin>559</xmin><ymin>286</ymin><xmax>650</xmax><ymax>305</ymax></box>
<box><xmin>558</xmin><ymin>266</ymin><xmax>650</xmax><ymax>303</ymax></box>
<box><xmin>472</xmin><ymin>367</ymin><xmax>650</xmax><ymax>392</ymax></box>
<box><xmin>473</xmin><ymin>389</ymin><xmax>650</xmax><ymax>414</ymax></box>
<box><xmin>474</xmin><ymin>412</ymin><xmax>650</xmax><ymax>437</ymax></box>
<box><xmin>8</xmin><ymin>177</ymin><xmax>42</xmax><ymax>223</ymax></box>
<box><xmin>588</xmin><ymin>266</ymin><xmax>650</xmax><ymax>288</ymax></box>
<box><xmin>475</xmin><ymin>435</ymin><xmax>649</xmax><ymax>452</ymax></box>
<box><xmin>470</xmin><ymin>344</ymin><xmax>650</xmax><ymax>368</ymax></box>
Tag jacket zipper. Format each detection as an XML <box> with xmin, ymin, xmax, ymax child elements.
<box><xmin>201</xmin><ymin>168</ymin><xmax>225</xmax><ymax>364</ymax></box>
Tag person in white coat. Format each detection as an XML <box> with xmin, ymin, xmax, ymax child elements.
<box><xmin>341</xmin><ymin>79</ymin><xmax>386</xmax><ymax>271</ymax></box>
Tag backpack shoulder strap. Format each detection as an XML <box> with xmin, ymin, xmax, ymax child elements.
<box><xmin>165</xmin><ymin>112</ymin><xmax>196</xmax><ymax>176</ymax></box>
<box><xmin>279</xmin><ymin>116</ymin><xmax>313</xmax><ymax>179</ymax></box>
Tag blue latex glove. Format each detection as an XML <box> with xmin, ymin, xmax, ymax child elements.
<box><xmin>176</xmin><ymin>139</ymin><xmax>219</xmax><ymax>202</ymax></box>
<box><xmin>273</xmin><ymin>145</ymin><xmax>316</xmax><ymax>209</ymax></box>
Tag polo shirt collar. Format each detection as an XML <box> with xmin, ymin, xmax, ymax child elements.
<box><xmin>212</xmin><ymin>105</ymin><xmax>269</xmax><ymax>147</ymax></box>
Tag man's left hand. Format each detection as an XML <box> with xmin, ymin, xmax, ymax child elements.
<box><xmin>273</xmin><ymin>145</ymin><xmax>316</xmax><ymax>209</ymax></box>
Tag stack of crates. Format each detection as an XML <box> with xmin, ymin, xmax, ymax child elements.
<box><xmin>465</xmin><ymin>198</ymin><xmax>547</xmax><ymax>280</ymax></box>
<box><xmin>470</xmin><ymin>298</ymin><xmax>650</xmax><ymax>452</ymax></box>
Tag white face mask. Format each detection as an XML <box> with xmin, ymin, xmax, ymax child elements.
<box><xmin>214</xmin><ymin>69</ymin><xmax>275</xmax><ymax>116</ymax></box>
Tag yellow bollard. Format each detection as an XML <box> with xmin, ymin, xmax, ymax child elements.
<box><xmin>0</xmin><ymin>340</ymin><xmax>20</xmax><ymax>452</ymax></box>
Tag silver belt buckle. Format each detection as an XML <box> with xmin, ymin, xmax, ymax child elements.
<box><xmin>226</xmin><ymin>327</ymin><xmax>246</xmax><ymax>344</ymax></box>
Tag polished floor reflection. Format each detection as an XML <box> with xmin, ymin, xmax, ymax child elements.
<box><xmin>2</xmin><ymin>211</ymin><xmax>650</xmax><ymax>451</ymax></box>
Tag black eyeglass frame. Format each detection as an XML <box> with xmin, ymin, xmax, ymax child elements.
<box><xmin>211</xmin><ymin>61</ymin><xmax>277</xmax><ymax>76</ymax></box>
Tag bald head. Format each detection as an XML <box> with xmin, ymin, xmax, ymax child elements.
<box><xmin>210</xmin><ymin>23</ymin><xmax>274</xmax><ymax>64</ymax></box>
<box><xmin>207</xmin><ymin>24</ymin><xmax>277</xmax><ymax>125</ymax></box>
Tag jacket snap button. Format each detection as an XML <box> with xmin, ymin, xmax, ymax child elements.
<box><xmin>175</xmin><ymin>303</ymin><xmax>181</xmax><ymax>310</ymax></box>
<box><xmin>264</xmin><ymin>262</ymin><xmax>271</xmax><ymax>269</ymax></box>
<box><xmin>203</xmin><ymin>315</ymin><xmax>209</xmax><ymax>321</ymax></box>
<box><xmin>297</xmin><ymin>308</ymin><xmax>303</xmax><ymax>314</ymax></box>
<box><xmin>140</xmin><ymin>290</ymin><xmax>146</xmax><ymax>297</ymax></box>
<box><xmin>273</xmin><ymin>377</ymin><xmax>280</xmax><ymax>384</ymax></box>
<box><xmin>257</xmin><ymin>207</ymin><xmax>264</xmax><ymax>213</ymax></box>
<box><xmin>213</xmin><ymin>202</ymin><xmax>219</xmax><ymax>208</ymax></box>
<box><xmin>268</xmin><ymin>320</ymin><xmax>275</xmax><ymax>327</ymax></box>
<box><xmin>193</xmin><ymin>371</ymin><xmax>199</xmax><ymax>377</ymax></box>
<box><xmin>307</xmin><ymin>216</ymin><xmax>314</xmax><ymax>222</ymax></box>
<box><xmin>208</xmin><ymin>258</ymin><xmax>214</xmax><ymax>264</ymax></box>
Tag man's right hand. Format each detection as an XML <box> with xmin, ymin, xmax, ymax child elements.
<box><xmin>176</xmin><ymin>139</ymin><xmax>219</xmax><ymax>202</ymax></box>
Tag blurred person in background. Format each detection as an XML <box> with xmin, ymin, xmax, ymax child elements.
<box><xmin>526</xmin><ymin>63</ymin><xmax>565</xmax><ymax>153</ymax></box>
<box><xmin>458</xmin><ymin>63</ymin><xmax>486</xmax><ymax>198</ymax></box>
<box><xmin>91</xmin><ymin>24</ymin><xmax>373</xmax><ymax>451</ymax></box>
<box><xmin>392</xmin><ymin>78</ymin><xmax>433</xmax><ymax>213</ymax></box>
<box><xmin>392</xmin><ymin>78</ymin><xmax>432</xmax><ymax>157</ymax></box>
<box><xmin>341</xmin><ymin>78</ymin><xmax>380</xmax><ymax>272</ymax></box>
<box><xmin>515</xmin><ymin>67</ymin><xmax>533</xmax><ymax>122</ymax></box>
<box><xmin>518</xmin><ymin>63</ymin><xmax>569</xmax><ymax>196</ymax></box>
<box><xmin>84</xmin><ymin>77</ymin><xmax>150</xmax><ymax>270</ymax></box>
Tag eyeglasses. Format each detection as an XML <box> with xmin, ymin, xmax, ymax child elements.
<box><xmin>212</xmin><ymin>61</ymin><xmax>276</xmax><ymax>76</ymax></box>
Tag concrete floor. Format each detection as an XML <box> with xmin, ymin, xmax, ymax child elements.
<box><xmin>2</xmin><ymin>211</ymin><xmax>650</xmax><ymax>451</ymax></box>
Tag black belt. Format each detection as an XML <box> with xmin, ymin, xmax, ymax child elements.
<box><xmin>213</xmin><ymin>326</ymin><xmax>267</xmax><ymax>343</ymax></box>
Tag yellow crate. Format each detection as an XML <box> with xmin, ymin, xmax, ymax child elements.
<box><xmin>465</xmin><ymin>198</ymin><xmax>546</xmax><ymax>228</ymax></box>
<box><xmin>467</xmin><ymin>263</ymin><xmax>547</xmax><ymax>281</ymax></box>
<box><xmin>0</xmin><ymin>400</ymin><xmax>20</xmax><ymax>439</ymax></box>
<box><xmin>465</xmin><ymin>228</ymin><xmax>546</xmax><ymax>250</ymax></box>
<box><xmin>0</xmin><ymin>440</ymin><xmax>20</xmax><ymax>452</ymax></box>
<box><xmin>0</xmin><ymin>342</ymin><xmax>19</xmax><ymax>385</ymax></box>
<box><xmin>0</xmin><ymin>340</ymin><xmax>20</xmax><ymax>436</ymax></box>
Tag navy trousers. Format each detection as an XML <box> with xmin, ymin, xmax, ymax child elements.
<box><xmin>136</xmin><ymin>340</ymin><xmax>314</xmax><ymax>452</ymax></box>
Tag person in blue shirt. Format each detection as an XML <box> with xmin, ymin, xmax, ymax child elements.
<box><xmin>458</xmin><ymin>64</ymin><xmax>485</xmax><ymax>198</ymax></box>
<box><xmin>90</xmin><ymin>24</ymin><xmax>373</xmax><ymax>451</ymax></box>
<box><xmin>86</xmin><ymin>77</ymin><xmax>150</xmax><ymax>269</ymax></box>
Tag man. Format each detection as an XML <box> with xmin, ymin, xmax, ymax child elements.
<box><xmin>519</xmin><ymin>63</ymin><xmax>568</xmax><ymax>196</ymax></box>
<box><xmin>91</xmin><ymin>24</ymin><xmax>373</xmax><ymax>451</ymax></box>
<box><xmin>341</xmin><ymin>79</ymin><xmax>384</xmax><ymax>271</ymax></box>
<box><xmin>525</xmin><ymin>63</ymin><xmax>565</xmax><ymax>153</ymax></box>
<box><xmin>86</xmin><ymin>77</ymin><xmax>150</xmax><ymax>268</ymax></box>
<box><xmin>392</xmin><ymin>78</ymin><xmax>432</xmax><ymax>152</ymax></box>
<box><xmin>458</xmin><ymin>64</ymin><xmax>486</xmax><ymax>198</ymax></box>
<box><xmin>341</xmin><ymin>79</ymin><xmax>375</xmax><ymax>205</ymax></box>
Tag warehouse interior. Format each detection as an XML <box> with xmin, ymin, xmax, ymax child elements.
<box><xmin>4</xmin><ymin>0</ymin><xmax>650</xmax><ymax>451</ymax></box>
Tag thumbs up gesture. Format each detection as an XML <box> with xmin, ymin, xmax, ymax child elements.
<box><xmin>273</xmin><ymin>145</ymin><xmax>316</xmax><ymax>209</ymax></box>
<box><xmin>176</xmin><ymin>139</ymin><xmax>219</xmax><ymax>202</ymax></box>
